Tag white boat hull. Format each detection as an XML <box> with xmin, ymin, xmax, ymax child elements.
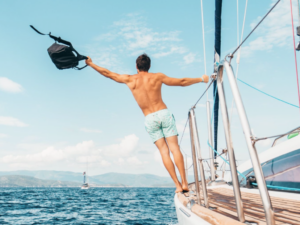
<box><xmin>174</xmin><ymin>194</ymin><xmax>211</xmax><ymax>225</ymax></box>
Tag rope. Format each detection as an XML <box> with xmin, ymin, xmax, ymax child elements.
<box><xmin>252</xmin><ymin>183</ymin><xmax>300</xmax><ymax>192</ymax></box>
<box><xmin>289</xmin><ymin>0</ymin><xmax>300</xmax><ymax>116</ymax></box>
<box><xmin>231</xmin><ymin>0</ymin><xmax>281</xmax><ymax>56</ymax></box>
<box><xmin>237</xmin><ymin>78</ymin><xmax>299</xmax><ymax>108</ymax></box>
<box><xmin>200</xmin><ymin>0</ymin><xmax>208</xmax><ymax>101</ymax></box>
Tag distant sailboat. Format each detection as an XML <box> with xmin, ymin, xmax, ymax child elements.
<box><xmin>81</xmin><ymin>171</ymin><xmax>89</xmax><ymax>189</ymax></box>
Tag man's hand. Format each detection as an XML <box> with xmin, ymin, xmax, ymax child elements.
<box><xmin>202</xmin><ymin>74</ymin><xmax>209</xmax><ymax>83</ymax></box>
<box><xmin>85</xmin><ymin>56</ymin><xmax>93</xmax><ymax>66</ymax></box>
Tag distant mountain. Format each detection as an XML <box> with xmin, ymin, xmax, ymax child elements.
<box><xmin>0</xmin><ymin>170</ymin><xmax>194</xmax><ymax>187</ymax></box>
<box><xmin>0</xmin><ymin>170</ymin><xmax>96</xmax><ymax>184</ymax></box>
<box><xmin>0</xmin><ymin>175</ymin><xmax>82</xmax><ymax>187</ymax></box>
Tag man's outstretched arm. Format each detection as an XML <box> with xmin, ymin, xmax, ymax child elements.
<box><xmin>160</xmin><ymin>73</ymin><xmax>209</xmax><ymax>86</ymax></box>
<box><xmin>86</xmin><ymin>57</ymin><xmax>130</xmax><ymax>84</ymax></box>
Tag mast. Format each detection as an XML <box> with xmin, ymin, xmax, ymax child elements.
<box><xmin>213</xmin><ymin>0</ymin><xmax>222</xmax><ymax>157</ymax></box>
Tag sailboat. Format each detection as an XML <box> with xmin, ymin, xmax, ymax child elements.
<box><xmin>174</xmin><ymin>0</ymin><xmax>300</xmax><ymax>224</ymax></box>
<box><xmin>81</xmin><ymin>171</ymin><xmax>89</xmax><ymax>189</ymax></box>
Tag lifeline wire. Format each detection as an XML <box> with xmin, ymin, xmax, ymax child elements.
<box><xmin>179</xmin><ymin>117</ymin><xmax>189</xmax><ymax>146</ymax></box>
<box><xmin>193</xmin><ymin>79</ymin><xmax>215</xmax><ymax>108</ymax></box>
<box><xmin>231</xmin><ymin>0</ymin><xmax>281</xmax><ymax>56</ymax></box>
<box><xmin>289</xmin><ymin>0</ymin><xmax>300</xmax><ymax>115</ymax></box>
<box><xmin>179</xmin><ymin>79</ymin><xmax>215</xmax><ymax>160</ymax></box>
<box><xmin>238</xmin><ymin>78</ymin><xmax>299</xmax><ymax>108</ymax></box>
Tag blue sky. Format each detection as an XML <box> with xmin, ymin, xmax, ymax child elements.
<box><xmin>0</xmin><ymin>0</ymin><xmax>299</xmax><ymax>177</ymax></box>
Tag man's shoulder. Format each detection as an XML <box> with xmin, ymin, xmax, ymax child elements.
<box><xmin>150</xmin><ymin>72</ymin><xmax>165</xmax><ymax>78</ymax></box>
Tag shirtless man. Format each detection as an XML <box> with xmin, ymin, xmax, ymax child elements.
<box><xmin>86</xmin><ymin>54</ymin><xmax>209</xmax><ymax>193</ymax></box>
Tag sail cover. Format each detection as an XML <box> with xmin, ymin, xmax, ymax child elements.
<box><xmin>213</xmin><ymin>0</ymin><xmax>222</xmax><ymax>157</ymax></box>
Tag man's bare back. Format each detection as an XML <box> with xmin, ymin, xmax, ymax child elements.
<box><xmin>126</xmin><ymin>72</ymin><xmax>167</xmax><ymax>116</ymax></box>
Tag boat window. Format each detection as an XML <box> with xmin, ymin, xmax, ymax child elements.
<box><xmin>240</xmin><ymin>149</ymin><xmax>300</xmax><ymax>190</ymax></box>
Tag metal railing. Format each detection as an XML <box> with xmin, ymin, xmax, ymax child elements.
<box><xmin>223</xmin><ymin>59</ymin><xmax>275</xmax><ymax>225</ymax></box>
<box><xmin>206</xmin><ymin>101</ymin><xmax>215</xmax><ymax>182</ymax></box>
<box><xmin>189</xmin><ymin>108</ymin><xmax>209</xmax><ymax>208</ymax></box>
<box><xmin>216</xmin><ymin>63</ymin><xmax>245</xmax><ymax>222</ymax></box>
<box><xmin>187</xmin><ymin>58</ymin><xmax>276</xmax><ymax>224</ymax></box>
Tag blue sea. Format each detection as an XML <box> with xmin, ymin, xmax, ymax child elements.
<box><xmin>0</xmin><ymin>188</ymin><xmax>178</xmax><ymax>225</ymax></box>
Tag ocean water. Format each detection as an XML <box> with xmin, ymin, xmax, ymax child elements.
<box><xmin>0</xmin><ymin>187</ymin><xmax>178</xmax><ymax>225</ymax></box>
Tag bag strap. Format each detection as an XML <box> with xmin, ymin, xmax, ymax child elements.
<box><xmin>74</xmin><ymin>65</ymin><xmax>88</xmax><ymax>70</ymax></box>
<box><xmin>30</xmin><ymin>25</ymin><xmax>47</xmax><ymax>35</ymax></box>
<box><xmin>30</xmin><ymin>25</ymin><xmax>73</xmax><ymax>47</ymax></box>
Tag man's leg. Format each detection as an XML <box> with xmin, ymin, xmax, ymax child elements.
<box><xmin>165</xmin><ymin>135</ymin><xmax>189</xmax><ymax>191</ymax></box>
<box><xmin>155</xmin><ymin>138</ymin><xmax>183</xmax><ymax>193</ymax></box>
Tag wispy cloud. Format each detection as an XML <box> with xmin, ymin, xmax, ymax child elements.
<box><xmin>127</xmin><ymin>156</ymin><xmax>143</xmax><ymax>165</ymax></box>
<box><xmin>0</xmin><ymin>133</ymin><xmax>8</xmax><ymax>138</ymax></box>
<box><xmin>242</xmin><ymin>0</ymin><xmax>296</xmax><ymax>57</ymax></box>
<box><xmin>183</xmin><ymin>53</ymin><xmax>199</xmax><ymax>64</ymax></box>
<box><xmin>80</xmin><ymin>128</ymin><xmax>102</xmax><ymax>133</ymax></box>
<box><xmin>0</xmin><ymin>134</ymin><xmax>140</xmax><ymax>169</ymax></box>
<box><xmin>0</xmin><ymin>116</ymin><xmax>28</xmax><ymax>127</ymax></box>
<box><xmin>1</xmin><ymin>140</ymin><xmax>108</xmax><ymax>168</ymax></box>
<box><xmin>88</xmin><ymin>13</ymin><xmax>198</xmax><ymax>72</ymax></box>
<box><xmin>0</xmin><ymin>77</ymin><xmax>23</xmax><ymax>93</ymax></box>
<box><xmin>102</xmin><ymin>134</ymin><xmax>139</xmax><ymax>157</ymax></box>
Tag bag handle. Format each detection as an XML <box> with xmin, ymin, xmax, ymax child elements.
<box><xmin>75</xmin><ymin>65</ymin><xmax>88</xmax><ymax>70</ymax></box>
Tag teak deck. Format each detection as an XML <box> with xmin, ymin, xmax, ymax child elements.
<box><xmin>187</xmin><ymin>185</ymin><xmax>300</xmax><ymax>225</ymax></box>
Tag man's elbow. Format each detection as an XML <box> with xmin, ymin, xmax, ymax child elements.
<box><xmin>180</xmin><ymin>78</ymin><xmax>188</xmax><ymax>87</ymax></box>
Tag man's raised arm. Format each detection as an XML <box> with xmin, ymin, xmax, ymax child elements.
<box><xmin>160</xmin><ymin>73</ymin><xmax>209</xmax><ymax>87</ymax></box>
<box><xmin>85</xmin><ymin>57</ymin><xmax>130</xmax><ymax>84</ymax></box>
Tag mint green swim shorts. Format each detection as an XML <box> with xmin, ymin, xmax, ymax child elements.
<box><xmin>145</xmin><ymin>109</ymin><xmax>178</xmax><ymax>143</ymax></box>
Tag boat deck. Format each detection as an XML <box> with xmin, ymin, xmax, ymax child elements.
<box><xmin>187</xmin><ymin>184</ymin><xmax>300</xmax><ymax>225</ymax></box>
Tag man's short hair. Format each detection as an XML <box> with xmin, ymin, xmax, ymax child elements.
<box><xmin>136</xmin><ymin>54</ymin><xmax>151</xmax><ymax>72</ymax></box>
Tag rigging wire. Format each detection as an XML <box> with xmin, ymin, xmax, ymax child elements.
<box><xmin>200</xmin><ymin>0</ymin><xmax>208</xmax><ymax>101</ymax></box>
<box><xmin>231</xmin><ymin>0</ymin><xmax>281</xmax><ymax>56</ymax></box>
<box><xmin>297</xmin><ymin>0</ymin><xmax>300</xmax><ymax>32</ymax></box>
<box><xmin>193</xmin><ymin>79</ymin><xmax>215</xmax><ymax>108</ymax></box>
<box><xmin>289</xmin><ymin>0</ymin><xmax>300</xmax><ymax>115</ymax></box>
<box><xmin>178</xmin><ymin>79</ymin><xmax>215</xmax><ymax>159</ymax></box>
<box><xmin>179</xmin><ymin>117</ymin><xmax>189</xmax><ymax>146</ymax></box>
<box><xmin>236</xmin><ymin>0</ymin><xmax>248</xmax><ymax>79</ymax></box>
<box><xmin>230</xmin><ymin>0</ymin><xmax>248</xmax><ymax>122</ymax></box>
<box><xmin>237</xmin><ymin>0</ymin><xmax>239</xmax><ymax>56</ymax></box>
<box><xmin>238</xmin><ymin>78</ymin><xmax>299</xmax><ymax>108</ymax></box>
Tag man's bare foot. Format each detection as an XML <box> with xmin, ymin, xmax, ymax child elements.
<box><xmin>182</xmin><ymin>181</ymin><xmax>189</xmax><ymax>192</ymax></box>
<box><xmin>175</xmin><ymin>182</ymin><xmax>183</xmax><ymax>193</ymax></box>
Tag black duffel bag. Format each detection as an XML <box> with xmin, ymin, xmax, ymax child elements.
<box><xmin>30</xmin><ymin>25</ymin><xmax>88</xmax><ymax>70</ymax></box>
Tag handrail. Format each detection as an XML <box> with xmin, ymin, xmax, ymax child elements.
<box><xmin>189</xmin><ymin>108</ymin><xmax>209</xmax><ymax>208</ymax></box>
<box><xmin>271</xmin><ymin>126</ymin><xmax>300</xmax><ymax>147</ymax></box>
<box><xmin>223</xmin><ymin>59</ymin><xmax>275</xmax><ymax>225</ymax></box>
<box><xmin>216</xmin><ymin>63</ymin><xmax>245</xmax><ymax>222</ymax></box>
<box><xmin>206</xmin><ymin>101</ymin><xmax>215</xmax><ymax>182</ymax></box>
<box><xmin>249</xmin><ymin>126</ymin><xmax>300</xmax><ymax>147</ymax></box>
